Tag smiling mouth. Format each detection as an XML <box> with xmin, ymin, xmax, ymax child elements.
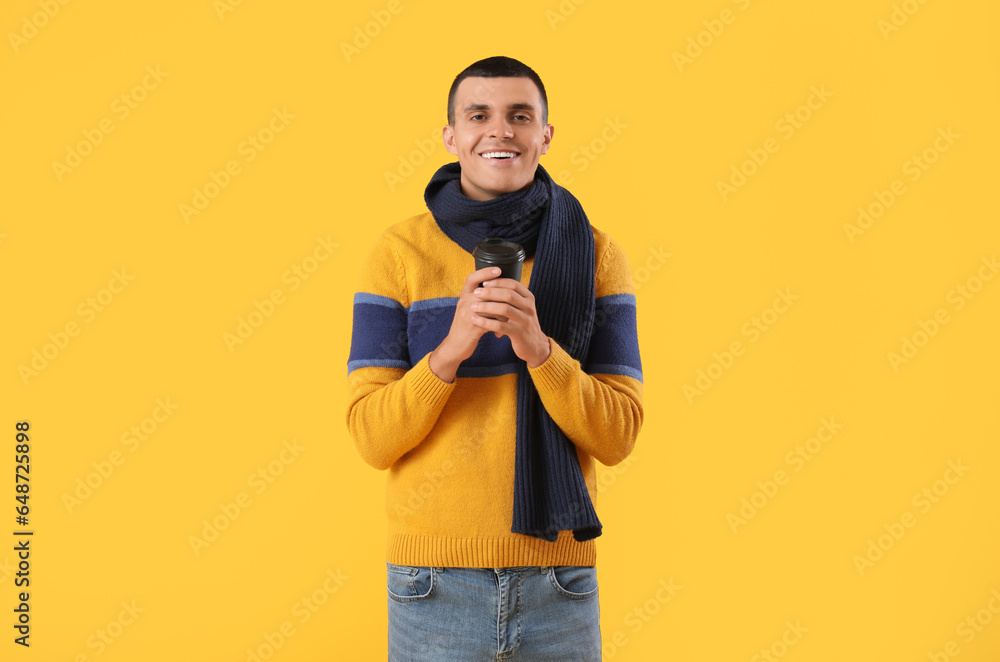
<box><xmin>480</xmin><ymin>151</ymin><xmax>520</xmax><ymax>160</ymax></box>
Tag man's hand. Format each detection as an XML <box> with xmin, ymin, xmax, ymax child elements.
<box><xmin>470</xmin><ymin>276</ymin><xmax>551</xmax><ymax>368</ymax></box>
<box><xmin>428</xmin><ymin>267</ymin><xmax>552</xmax><ymax>383</ymax></box>
<box><xmin>428</xmin><ymin>266</ymin><xmax>499</xmax><ymax>383</ymax></box>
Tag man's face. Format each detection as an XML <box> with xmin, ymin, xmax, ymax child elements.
<box><xmin>443</xmin><ymin>76</ymin><xmax>553</xmax><ymax>201</ymax></box>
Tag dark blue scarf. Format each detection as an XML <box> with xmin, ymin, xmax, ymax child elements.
<box><xmin>424</xmin><ymin>162</ymin><xmax>601</xmax><ymax>542</ymax></box>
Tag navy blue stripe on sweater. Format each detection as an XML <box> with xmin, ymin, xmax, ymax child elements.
<box><xmin>584</xmin><ymin>293</ymin><xmax>642</xmax><ymax>382</ymax></box>
<box><xmin>348</xmin><ymin>293</ymin><xmax>409</xmax><ymax>373</ymax></box>
<box><xmin>348</xmin><ymin>292</ymin><xmax>641</xmax><ymax>381</ymax></box>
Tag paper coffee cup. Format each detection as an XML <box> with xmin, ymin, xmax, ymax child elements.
<box><xmin>473</xmin><ymin>239</ymin><xmax>525</xmax><ymax>320</ymax></box>
<box><xmin>473</xmin><ymin>238</ymin><xmax>525</xmax><ymax>282</ymax></box>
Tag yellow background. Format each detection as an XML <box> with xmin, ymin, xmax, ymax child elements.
<box><xmin>2</xmin><ymin>0</ymin><xmax>998</xmax><ymax>659</ymax></box>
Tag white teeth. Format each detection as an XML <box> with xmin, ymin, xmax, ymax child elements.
<box><xmin>481</xmin><ymin>151</ymin><xmax>517</xmax><ymax>159</ymax></box>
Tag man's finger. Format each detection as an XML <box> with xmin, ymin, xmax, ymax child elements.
<box><xmin>472</xmin><ymin>300</ymin><xmax>511</xmax><ymax>321</ymax></box>
<box><xmin>464</xmin><ymin>267</ymin><xmax>503</xmax><ymax>294</ymax></box>
<box><xmin>476</xmin><ymin>284</ymin><xmax>531</xmax><ymax>311</ymax></box>
<box><xmin>481</xmin><ymin>277</ymin><xmax>525</xmax><ymax>291</ymax></box>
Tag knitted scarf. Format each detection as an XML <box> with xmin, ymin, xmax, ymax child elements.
<box><xmin>424</xmin><ymin>161</ymin><xmax>601</xmax><ymax>542</ymax></box>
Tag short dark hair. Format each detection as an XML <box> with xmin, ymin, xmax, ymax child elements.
<box><xmin>447</xmin><ymin>56</ymin><xmax>548</xmax><ymax>126</ymax></box>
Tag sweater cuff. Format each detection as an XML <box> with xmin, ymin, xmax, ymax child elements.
<box><xmin>527</xmin><ymin>337</ymin><xmax>579</xmax><ymax>394</ymax></box>
<box><xmin>410</xmin><ymin>352</ymin><xmax>458</xmax><ymax>405</ymax></box>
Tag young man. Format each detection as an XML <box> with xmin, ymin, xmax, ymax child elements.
<box><xmin>347</xmin><ymin>56</ymin><xmax>643</xmax><ymax>661</ymax></box>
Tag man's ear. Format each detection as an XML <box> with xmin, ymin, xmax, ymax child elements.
<box><xmin>540</xmin><ymin>123</ymin><xmax>554</xmax><ymax>155</ymax></box>
<box><xmin>442</xmin><ymin>125</ymin><xmax>458</xmax><ymax>156</ymax></box>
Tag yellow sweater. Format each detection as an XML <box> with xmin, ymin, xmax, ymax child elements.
<box><xmin>347</xmin><ymin>211</ymin><xmax>643</xmax><ymax>567</ymax></box>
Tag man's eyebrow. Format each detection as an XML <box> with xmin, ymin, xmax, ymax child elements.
<box><xmin>462</xmin><ymin>102</ymin><xmax>537</xmax><ymax>113</ymax></box>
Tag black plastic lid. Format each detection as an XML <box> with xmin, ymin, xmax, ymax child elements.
<box><xmin>472</xmin><ymin>238</ymin><xmax>525</xmax><ymax>263</ymax></box>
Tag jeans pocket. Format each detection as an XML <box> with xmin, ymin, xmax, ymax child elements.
<box><xmin>387</xmin><ymin>563</ymin><xmax>436</xmax><ymax>603</ymax></box>
<box><xmin>547</xmin><ymin>565</ymin><xmax>599</xmax><ymax>600</ymax></box>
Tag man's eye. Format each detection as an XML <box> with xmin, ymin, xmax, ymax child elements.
<box><xmin>471</xmin><ymin>114</ymin><xmax>486</xmax><ymax>121</ymax></box>
<box><xmin>513</xmin><ymin>114</ymin><xmax>530</xmax><ymax>121</ymax></box>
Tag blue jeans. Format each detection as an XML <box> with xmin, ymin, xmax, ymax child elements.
<box><xmin>387</xmin><ymin>564</ymin><xmax>602</xmax><ymax>661</ymax></box>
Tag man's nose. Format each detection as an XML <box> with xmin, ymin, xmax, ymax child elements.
<box><xmin>488</xmin><ymin>117</ymin><xmax>514</xmax><ymax>139</ymax></box>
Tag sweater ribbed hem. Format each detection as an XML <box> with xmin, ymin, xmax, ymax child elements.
<box><xmin>410</xmin><ymin>352</ymin><xmax>456</xmax><ymax>405</ymax></box>
<box><xmin>387</xmin><ymin>532</ymin><xmax>596</xmax><ymax>568</ymax></box>
<box><xmin>527</xmin><ymin>339</ymin><xmax>577</xmax><ymax>394</ymax></box>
